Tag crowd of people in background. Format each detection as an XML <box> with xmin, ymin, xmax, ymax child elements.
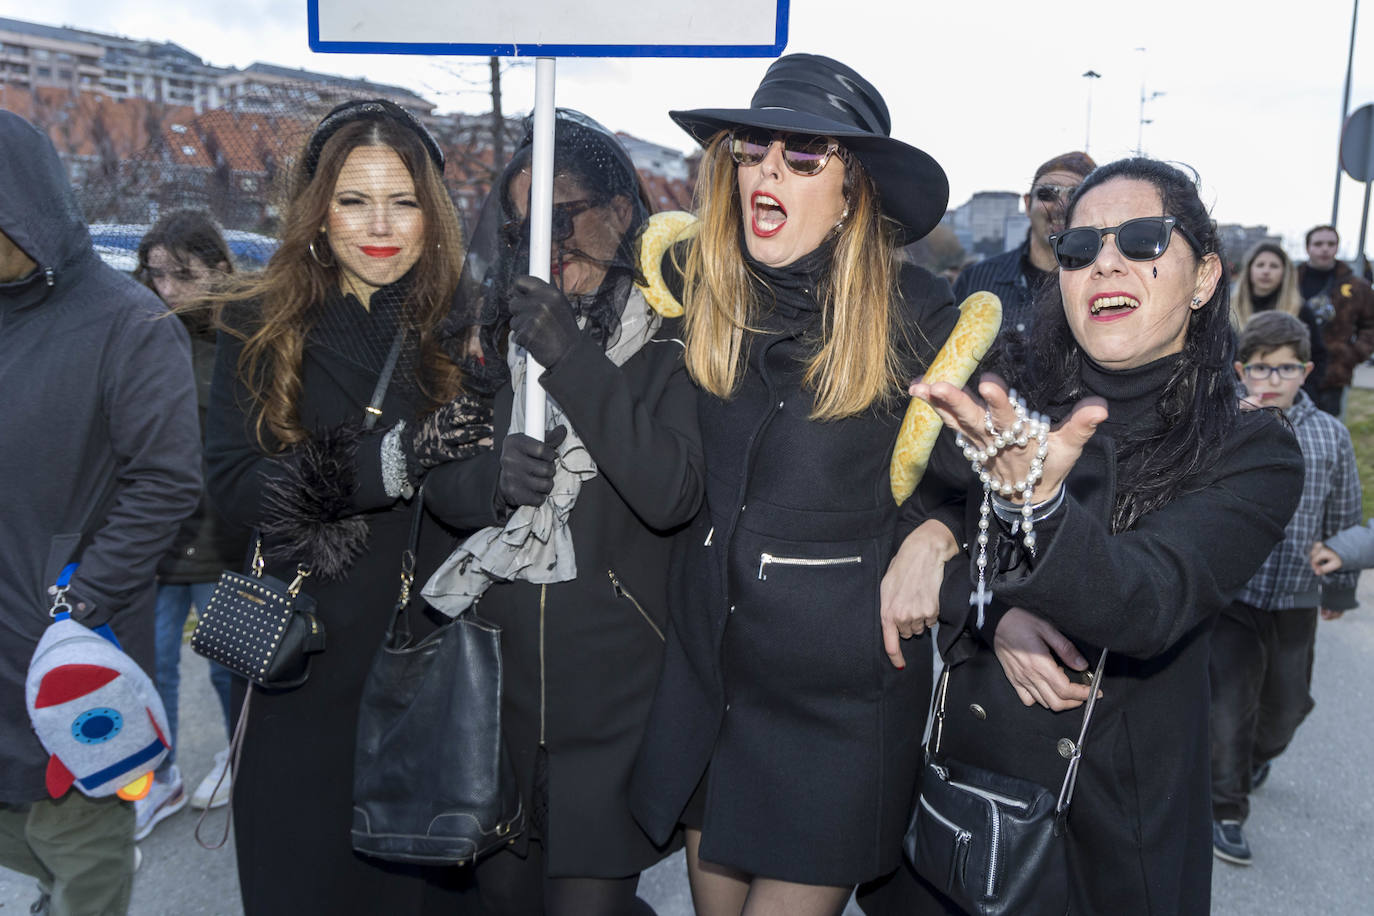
<box><xmin>2</xmin><ymin>49</ymin><xmax>1374</xmax><ymax>916</ymax></box>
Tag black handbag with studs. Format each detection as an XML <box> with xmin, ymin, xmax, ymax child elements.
<box><xmin>191</xmin><ymin>547</ymin><xmax>324</xmax><ymax>689</ymax></box>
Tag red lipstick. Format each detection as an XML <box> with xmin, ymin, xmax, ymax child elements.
<box><xmin>750</xmin><ymin>190</ymin><xmax>786</xmax><ymax>238</ymax></box>
<box><xmin>360</xmin><ymin>246</ymin><xmax>401</xmax><ymax>258</ymax></box>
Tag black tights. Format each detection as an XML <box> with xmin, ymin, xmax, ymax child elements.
<box><xmin>474</xmin><ymin>842</ymin><xmax>655</xmax><ymax>916</ymax></box>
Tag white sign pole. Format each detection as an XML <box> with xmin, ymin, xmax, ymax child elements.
<box><xmin>523</xmin><ymin>56</ymin><xmax>556</xmax><ymax>440</ymax></box>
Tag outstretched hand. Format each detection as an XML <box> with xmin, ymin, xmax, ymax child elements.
<box><xmin>910</xmin><ymin>374</ymin><xmax>1107</xmax><ymax>504</ymax></box>
<box><xmin>509</xmin><ymin>275</ymin><xmax>581</xmax><ymax>368</ymax></box>
<box><xmin>993</xmin><ymin>607</ymin><xmax>1094</xmax><ymax>711</ymax></box>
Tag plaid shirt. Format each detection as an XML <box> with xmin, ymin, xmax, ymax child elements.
<box><xmin>1235</xmin><ymin>390</ymin><xmax>1362</xmax><ymax>611</ymax></box>
<box><xmin>952</xmin><ymin>238</ymin><xmax>1053</xmax><ymax>337</ymax></box>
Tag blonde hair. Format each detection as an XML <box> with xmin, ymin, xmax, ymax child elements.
<box><xmin>680</xmin><ymin>132</ymin><xmax>915</xmax><ymax>420</ymax></box>
<box><xmin>1231</xmin><ymin>241</ymin><xmax>1302</xmax><ymax>328</ymax></box>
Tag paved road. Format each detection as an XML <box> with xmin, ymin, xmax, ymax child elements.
<box><xmin>4</xmin><ymin>596</ymin><xmax>1371</xmax><ymax>915</ymax></box>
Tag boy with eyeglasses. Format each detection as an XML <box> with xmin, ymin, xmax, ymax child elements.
<box><xmin>1209</xmin><ymin>310</ymin><xmax>1361</xmax><ymax>867</ymax></box>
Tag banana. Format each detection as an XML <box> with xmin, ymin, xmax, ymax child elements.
<box><xmin>890</xmin><ymin>291</ymin><xmax>1003</xmax><ymax>504</ymax></box>
<box><xmin>635</xmin><ymin>211</ymin><xmax>699</xmax><ymax>317</ymax></box>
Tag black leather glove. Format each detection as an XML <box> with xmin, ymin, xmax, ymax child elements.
<box><xmin>410</xmin><ymin>393</ymin><xmax>494</xmax><ymax>469</ymax></box>
<box><xmin>508</xmin><ymin>275</ymin><xmax>580</xmax><ymax>368</ymax></box>
<box><xmin>498</xmin><ymin>425</ymin><xmax>568</xmax><ymax>509</ymax></box>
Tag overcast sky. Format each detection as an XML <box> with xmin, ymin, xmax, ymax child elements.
<box><xmin>5</xmin><ymin>0</ymin><xmax>1374</xmax><ymax>260</ymax></box>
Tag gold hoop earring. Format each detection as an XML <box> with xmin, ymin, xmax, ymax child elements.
<box><xmin>308</xmin><ymin>236</ymin><xmax>334</xmax><ymax>268</ymax></box>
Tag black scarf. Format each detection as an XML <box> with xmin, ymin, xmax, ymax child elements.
<box><xmin>742</xmin><ymin>235</ymin><xmax>838</xmax><ymax>325</ymax></box>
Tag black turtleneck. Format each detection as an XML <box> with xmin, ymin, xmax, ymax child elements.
<box><xmin>742</xmin><ymin>236</ymin><xmax>837</xmax><ymax>324</ymax></box>
<box><xmin>1251</xmin><ymin>289</ymin><xmax>1278</xmax><ymax>312</ymax></box>
<box><xmin>1079</xmin><ymin>352</ymin><xmax>1179</xmax><ymax>441</ymax></box>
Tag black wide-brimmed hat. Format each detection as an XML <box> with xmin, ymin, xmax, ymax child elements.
<box><xmin>670</xmin><ymin>54</ymin><xmax>948</xmax><ymax>244</ymax></box>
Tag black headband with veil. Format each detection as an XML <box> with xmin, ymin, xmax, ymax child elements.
<box><xmin>447</xmin><ymin>109</ymin><xmax>651</xmax><ymax>394</ymax></box>
<box><xmin>295</xmin><ymin>100</ymin><xmax>450</xmax><ymax>410</ymax></box>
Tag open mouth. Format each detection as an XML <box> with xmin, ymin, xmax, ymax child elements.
<box><xmin>751</xmin><ymin>191</ymin><xmax>786</xmax><ymax>237</ymax></box>
<box><xmin>1089</xmin><ymin>293</ymin><xmax>1140</xmax><ymax>318</ymax></box>
<box><xmin>360</xmin><ymin>246</ymin><xmax>401</xmax><ymax>258</ymax></box>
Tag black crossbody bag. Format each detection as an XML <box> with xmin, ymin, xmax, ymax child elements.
<box><xmin>191</xmin><ymin>328</ymin><xmax>405</xmax><ymax>689</ymax></box>
<box><xmin>904</xmin><ymin>650</ymin><xmax>1108</xmax><ymax>916</ymax></box>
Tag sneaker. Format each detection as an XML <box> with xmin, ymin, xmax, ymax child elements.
<box><xmin>190</xmin><ymin>748</ymin><xmax>232</xmax><ymax>810</ymax></box>
<box><xmin>29</xmin><ymin>889</ymin><xmax>50</xmax><ymax>915</ymax></box>
<box><xmin>1251</xmin><ymin>760</ymin><xmax>1272</xmax><ymax>790</ymax></box>
<box><xmin>133</xmin><ymin>766</ymin><xmax>187</xmax><ymax>841</ymax></box>
<box><xmin>1212</xmin><ymin>819</ymin><xmax>1252</xmax><ymax>866</ymax></box>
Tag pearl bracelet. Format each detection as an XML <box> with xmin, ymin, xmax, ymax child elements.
<box><xmin>990</xmin><ymin>486</ymin><xmax>1065</xmax><ymax>525</ymax></box>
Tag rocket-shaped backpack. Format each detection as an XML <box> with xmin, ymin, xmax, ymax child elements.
<box><xmin>25</xmin><ymin>563</ymin><xmax>170</xmax><ymax>800</ymax></box>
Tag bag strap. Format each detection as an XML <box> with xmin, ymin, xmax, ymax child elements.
<box><xmin>1056</xmin><ymin>648</ymin><xmax>1109</xmax><ymax>813</ymax></box>
<box><xmin>247</xmin><ymin>327</ymin><xmax>405</xmax><ymax>582</ymax></box>
<box><xmin>926</xmin><ymin>647</ymin><xmax>1109</xmax><ymax>816</ymax></box>
<box><xmin>386</xmin><ymin>484</ymin><xmax>428</xmax><ymax>647</ymax></box>
<box><xmin>363</xmin><ymin>328</ymin><xmax>407</xmax><ymax>431</ymax></box>
<box><xmin>194</xmin><ymin>686</ymin><xmax>254</xmax><ymax>850</ymax></box>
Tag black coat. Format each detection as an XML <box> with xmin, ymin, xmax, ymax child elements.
<box><xmin>631</xmin><ymin>264</ymin><xmax>959</xmax><ymax>885</ymax></box>
<box><xmin>427</xmin><ymin>309</ymin><xmax>703</xmax><ymax>877</ymax></box>
<box><xmin>159</xmin><ymin>330</ymin><xmax>252</xmax><ymax>583</ymax></box>
<box><xmin>0</xmin><ymin>110</ymin><xmax>200</xmax><ymax>802</ymax></box>
<box><xmin>912</xmin><ymin>360</ymin><xmax>1304</xmax><ymax>915</ymax></box>
<box><xmin>206</xmin><ymin>294</ymin><xmax>485</xmax><ymax>916</ymax></box>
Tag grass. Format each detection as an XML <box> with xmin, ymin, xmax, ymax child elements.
<box><xmin>1344</xmin><ymin>388</ymin><xmax>1374</xmax><ymax>520</ymax></box>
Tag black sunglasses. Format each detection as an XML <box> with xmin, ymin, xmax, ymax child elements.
<box><xmin>501</xmin><ymin>199</ymin><xmax>599</xmax><ymax>247</ymax></box>
<box><xmin>1032</xmin><ymin>184</ymin><xmax>1077</xmax><ymax>204</ymax></box>
<box><xmin>727</xmin><ymin>129</ymin><xmax>846</xmax><ymax>176</ymax></box>
<box><xmin>1049</xmin><ymin>216</ymin><xmax>1203</xmax><ymax>271</ymax></box>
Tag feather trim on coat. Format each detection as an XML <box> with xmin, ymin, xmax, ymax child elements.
<box><xmin>260</xmin><ymin>424</ymin><xmax>368</xmax><ymax>580</ymax></box>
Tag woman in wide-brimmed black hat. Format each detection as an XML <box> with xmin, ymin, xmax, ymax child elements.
<box><xmin>629</xmin><ymin>53</ymin><xmax>965</xmax><ymax>913</ymax></box>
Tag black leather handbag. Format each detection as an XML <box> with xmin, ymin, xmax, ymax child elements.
<box><xmin>904</xmin><ymin>651</ymin><xmax>1108</xmax><ymax>916</ymax></box>
<box><xmin>351</xmin><ymin>487</ymin><xmax>525</xmax><ymax>864</ymax></box>
<box><xmin>190</xmin><ymin>547</ymin><xmax>323</xmax><ymax>689</ymax></box>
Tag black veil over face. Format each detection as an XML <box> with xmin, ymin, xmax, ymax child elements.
<box><xmin>448</xmin><ymin>109</ymin><xmax>651</xmax><ymax>395</ymax></box>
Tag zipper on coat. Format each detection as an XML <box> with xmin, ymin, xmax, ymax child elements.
<box><xmin>757</xmin><ymin>552</ymin><xmax>862</xmax><ymax>581</ymax></box>
<box><xmin>608</xmin><ymin>569</ymin><xmax>665</xmax><ymax>641</ymax></box>
<box><xmin>539</xmin><ymin>584</ymin><xmax>547</xmax><ymax>746</ymax></box>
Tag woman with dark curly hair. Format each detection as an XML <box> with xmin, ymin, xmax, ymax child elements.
<box><xmin>204</xmin><ymin>99</ymin><xmax>492</xmax><ymax>916</ymax></box>
<box><xmin>901</xmin><ymin>159</ymin><xmax>1305</xmax><ymax>915</ymax></box>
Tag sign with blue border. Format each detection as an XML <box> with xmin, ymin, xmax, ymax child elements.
<box><xmin>307</xmin><ymin>0</ymin><xmax>789</xmax><ymax>58</ymax></box>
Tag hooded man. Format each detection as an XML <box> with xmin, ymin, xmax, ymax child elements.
<box><xmin>0</xmin><ymin>110</ymin><xmax>200</xmax><ymax>915</ymax></box>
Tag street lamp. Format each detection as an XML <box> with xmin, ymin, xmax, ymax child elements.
<box><xmin>1082</xmin><ymin>70</ymin><xmax>1101</xmax><ymax>154</ymax></box>
<box><xmin>1132</xmin><ymin>47</ymin><xmax>1167</xmax><ymax>157</ymax></box>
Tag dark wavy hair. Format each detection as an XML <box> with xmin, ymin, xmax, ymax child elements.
<box><xmin>989</xmin><ymin>158</ymin><xmax>1233</xmax><ymax>532</ymax></box>
<box><xmin>135</xmin><ymin>209</ymin><xmax>234</xmax><ymax>284</ymax></box>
